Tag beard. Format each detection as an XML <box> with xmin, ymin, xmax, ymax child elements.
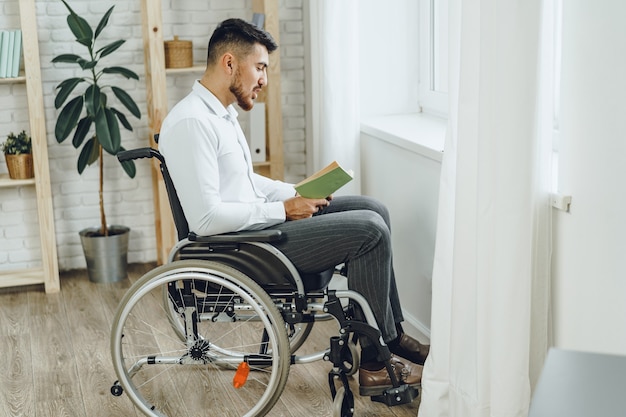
<box><xmin>229</xmin><ymin>69</ymin><xmax>256</xmax><ymax>111</ymax></box>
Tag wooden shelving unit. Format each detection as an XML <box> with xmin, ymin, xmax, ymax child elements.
<box><xmin>140</xmin><ymin>0</ymin><xmax>285</xmax><ymax>264</ymax></box>
<box><xmin>0</xmin><ymin>0</ymin><xmax>60</xmax><ymax>293</ymax></box>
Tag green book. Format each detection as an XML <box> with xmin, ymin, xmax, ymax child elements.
<box><xmin>11</xmin><ymin>30</ymin><xmax>21</xmax><ymax>77</ymax></box>
<box><xmin>4</xmin><ymin>30</ymin><xmax>14</xmax><ymax>79</ymax></box>
<box><xmin>0</xmin><ymin>31</ymin><xmax>8</xmax><ymax>78</ymax></box>
<box><xmin>294</xmin><ymin>160</ymin><xmax>354</xmax><ymax>199</ymax></box>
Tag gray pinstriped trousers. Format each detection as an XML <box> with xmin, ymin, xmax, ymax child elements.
<box><xmin>268</xmin><ymin>195</ymin><xmax>404</xmax><ymax>345</ymax></box>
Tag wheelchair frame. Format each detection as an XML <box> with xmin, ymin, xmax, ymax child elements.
<box><xmin>109</xmin><ymin>145</ymin><xmax>419</xmax><ymax>416</ymax></box>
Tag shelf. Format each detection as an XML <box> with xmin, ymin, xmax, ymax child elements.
<box><xmin>165</xmin><ymin>65</ymin><xmax>205</xmax><ymax>75</ymax></box>
<box><xmin>1</xmin><ymin>0</ymin><xmax>61</xmax><ymax>293</ymax></box>
<box><xmin>0</xmin><ymin>267</ymin><xmax>46</xmax><ymax>289</ymax></box>
<box><xmin>0</xmin><ymin>74</ymin><xmax>26</xmax><ymax>84</ymax></box>
<box><xmin>0</xmin><ymin>173</ymin><xmax>36</xmax><ymax>188</ymax></box>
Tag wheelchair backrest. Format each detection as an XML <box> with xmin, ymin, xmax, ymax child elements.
<box><xmin>154</xmin><ymin>134</ymin><xmax>190</xmax><ymax>241</ymax></box>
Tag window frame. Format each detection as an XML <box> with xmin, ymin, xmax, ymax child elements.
<box><xmin>419</xmin><ymin>0</ymin><xmax>449</xmax><ymax>118</ymax></box>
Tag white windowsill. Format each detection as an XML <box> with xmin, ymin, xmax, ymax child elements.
<box><xmin>360</xmin><ymin>113</ymin><xmax>447</xmax><ymax>162</ymax></box>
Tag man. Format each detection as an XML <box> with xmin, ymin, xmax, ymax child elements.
<box><xmin>159</xmin><ymin>18</ymin><xmax>428</xmax><ymax>396</ymax></box>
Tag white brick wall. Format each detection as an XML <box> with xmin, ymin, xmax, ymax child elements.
<box><xmin>0</xmin><ymin>0</ymin><xmax>306</xmax><ymax>272</ymax></box>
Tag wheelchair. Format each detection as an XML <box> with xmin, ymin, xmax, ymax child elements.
<box><xmin>109</xmin><ymin>142</ymin><xmax>419</xmax><ymax>417</ymax></box>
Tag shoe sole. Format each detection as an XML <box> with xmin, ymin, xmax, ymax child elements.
<box><xmin>359</xmin><ymin>382</ymin><xmax>421</xmax><ymax>397</ymax></box>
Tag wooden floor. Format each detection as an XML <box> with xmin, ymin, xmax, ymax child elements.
<box><xmin>0</xmin><ymin>263</ymin><xmax>420</xmax><ymax>417</ymax></box>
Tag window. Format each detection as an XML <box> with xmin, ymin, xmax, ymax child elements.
<box><xmin>419</xmin><ymin>0</ymin><xmax>449</xmax><ymax>117</ymax></box>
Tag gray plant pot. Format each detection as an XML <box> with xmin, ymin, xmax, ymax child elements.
<box><xmin>79</xmin><ymin>225</ymin><xmax>130</xmax><ymax>283</ymax></box>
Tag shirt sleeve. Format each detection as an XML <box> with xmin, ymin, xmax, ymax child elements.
<box><xmin>253</xmin><ymin>173</ymin><xmax>296</xmax><ymax>202</ymax></box>
<box><xmin>159</xmin><ymin>117</ymin><xmax>287</xmax><ymax>236</ymax></box>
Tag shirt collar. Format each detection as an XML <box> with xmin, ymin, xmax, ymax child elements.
<box><xmin>192</xmin><ymin>80</ymin><xmax>239</xmax><ymax>122</ymax></box>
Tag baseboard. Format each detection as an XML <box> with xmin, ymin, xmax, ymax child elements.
<box><xmin>402</xmin><ymin>310</ymin><xmax>431</xmax><ymax>344</ymax></box>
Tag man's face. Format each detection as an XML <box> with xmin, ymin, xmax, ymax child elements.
<box><xmin>229</xmin><ymin>43</ymin><xmax>269</xmax><ymax>111</ymax></box>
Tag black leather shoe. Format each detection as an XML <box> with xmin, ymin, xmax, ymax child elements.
<box><xmin>358</xmin><ymin>355</ymin><xmax>423</xmax><ymax>396</ymax></box>
<box><xmin>390</xmin><ymin>333</ymin><xmax>430</xmax><ymax>365</ymax></box>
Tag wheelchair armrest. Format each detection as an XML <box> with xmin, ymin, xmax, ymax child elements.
<box><xmin>117</xmin><ymin>147</ymin><xmax>165</xmax><ymax>164</ymax></box>
<box><xmin>188</xmin><ymin>230</ymin><xmax>284</xmax><ymax>243</ymax></box>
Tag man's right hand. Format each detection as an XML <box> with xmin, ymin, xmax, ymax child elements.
<box><xmin>283</xmin><ymin>196</ymin><xmax>330</xmax><ymax>220</ymax></box>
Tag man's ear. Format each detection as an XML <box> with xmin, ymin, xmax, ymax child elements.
<box><xmin>221</xmin><ymin>53</ymin><xmax>235</xmax><ymax>75</ymax></box>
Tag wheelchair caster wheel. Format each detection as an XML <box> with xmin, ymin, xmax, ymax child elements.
<box><xmin>332</xmin><ymin>386</ymin><xmax>354</xmax><ymax>417</ymax></box>
<box><xmin>110</xmin><ymin>382</ymin><xmax>123</xmax><ymax>397</ymax></box>
<box><xmin>340</xmin><ymin>341</ymin><xmax>360</xmax><ymax>377</ymax></box>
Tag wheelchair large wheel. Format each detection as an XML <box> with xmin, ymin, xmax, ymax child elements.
<box><xmin>111</xmin><ymin>260</ymin><xmax>291</xmax><ymax>417</ymax></box>
<box><xmin>163</xmin><ymin>276</ymin><xmax>314</xmax><ymax>355</ymax></box>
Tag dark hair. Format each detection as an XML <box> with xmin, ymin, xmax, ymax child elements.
<box><xmin>207</xmin><ymin>18</ymin><xmax>278</xmax><ymax>65</ymax></box>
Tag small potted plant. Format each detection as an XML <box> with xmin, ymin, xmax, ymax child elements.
<box><xmin>52</xmin><ymin>0</ymin><xmax>141</xmax><ymax>283</ymax></box>
<box><xmin>1</xmin><ymin>130</ymin><xmax>34</xmax><ymax>179</ymax></box>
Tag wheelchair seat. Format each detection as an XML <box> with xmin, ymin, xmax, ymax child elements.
<box><xmin>181</xmin><ymin>234</ymin><xmax>335</xmax><ymax>292</ymax></box>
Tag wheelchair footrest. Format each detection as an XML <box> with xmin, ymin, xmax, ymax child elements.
<box><xmin>370</xmin><ymin>384</ymin><xmax>419</xmax><ymax>406</ymax></box>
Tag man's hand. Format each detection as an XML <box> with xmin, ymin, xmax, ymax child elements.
<box><xmin>284</xmin><ymin>196</ymin><xmax>330</xmax><ymax>220</ymax></box>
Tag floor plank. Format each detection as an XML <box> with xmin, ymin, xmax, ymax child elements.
<box><xmin>0</xmin><ymin>289</ymin><xmax>29</xmax><ymax>337</ymax></box>
<box><xmin>0</xmin><ymin>334</ymin><xmax>34</xmax><ymax>417</ymax></box>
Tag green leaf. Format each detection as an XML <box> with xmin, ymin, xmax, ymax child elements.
<box><xmin>54</xmin><ymin>77</ymin><xmax>85</xmax><ymax>109</ymax></box>
<box><xmin>105</xmin><ymin>108</ymin><xmax>121</xmax><ymax>153</ymax></box>
<box><xmin>94</xmin><ymin>109</ymin><xmax>112</xmax><ymax>153</ymax></box>
<box><xmin>112</xmin><ymin>87</ymin><xmax>141</xmax><ymax>119</ymax></box>
<box><xmin>94</xmin><ymin>108</ymin><xmax>121</xmax><ymax>154</ymax></box>
<box><xmin>100</xmin><ymin>92</ymin><xmax>108</xmax><ymax>108</ymax></box>
<box><xmin>85</xmin><ymin>84</ymin><xmax>101</xmax><ymax>117</ymax></box>
<box><xmin>111</xmin><ymin>107</ymin><xmax>132</xmax><ymax>131</ymax></box>
<box><xmin>102</xmin><ymin>66</ymin><xmax>139</xmax><ymax>80</ymax></box>
<box><xmin>60</xmin><ymin>0</ymin><xmax>77</xmax><ymax>15</ymax></box>
<box><xmin>55</xmin><ymin>96</ymin><xmax>84</xmax><ymax>142</ymax></box>
<box><xmin>77</xmin><ymin>137</ymin><xmax>99</xmax><ymax>174</ymax></box>
<box><xmin>77</xmin><ymin>58</ymin><xmax>97</xmax><ymax>70</ymax></box>
<box><xmin>87</xmin><ymin>138</ymin><xmax>100</xmax><ymax>165</ymax></box>
<box><xmin>72</xmin><ymin>117</ymin><xmax>92</xmax><ymax>148</ymax></box>
<box><xmin>97</xmin><ymin>39</ymin><xmax>125</xmax><ymax>58</ymax></box>
<box><xmin>51</xmin><ymin>54</ymin><xmax>82</xmax><ymax>64</ymax></box>
<box><xmin>67</xmin><ymin>13</ymin><xmax>93</xmax><ymax>47</ymax></box>
<box><xmin>95</xmin><ymin>6</ymin><xmax>115</xmax><ymax>39</ymax></box>
<box><xmin>77</xmin><ymin>139</ymin><xmax>90</xmax><ymax>174</ymax></box>
<box><xmin>117</xmin><ymin>147</ymin><xmax>136</xmax><ymax>178</ymax></box>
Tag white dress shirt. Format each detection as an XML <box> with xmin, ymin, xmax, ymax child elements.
<box><xmin>159</xmin><ymin>81</ymin><xmax>295</xmax><ymax>236</ymax></box>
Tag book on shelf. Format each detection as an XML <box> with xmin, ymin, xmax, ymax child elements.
<box><xmin>5</xmin><ymin>31</ymin><xmax>15</xmax><ymax>78</ymax></box>
<box><xmin>0</xmin><ymin>29</ymin><xmax>22</xmax><ymax>78</ymax></box>
<box><xmin>0</xmin><ymin>31</ymin><xmax>9</xmax><ymax>78</ymax></box>
<box><xmin>11</xmin><ymin>30</ymin><xmax>21</xmax><ymax>77</ymax></box>
<box><xmin>294</xmin><ymin>160</ymin><xmax>354</xmax><ymax>199</ymax></box>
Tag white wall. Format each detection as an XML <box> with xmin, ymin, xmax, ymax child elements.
<box><xmin>360</xmin><ymin>119</ymin><xmax>443</xmax><ymax>340</ymax></box>
<box><xmin>0</xmin><ymin>0</ymin><xmax>307</xmax><ymax>272</ymax></box>
<box><xmin>552</xmin><ymin>0</ymin><xmax>626</xmax><ymax>355</ymax></box>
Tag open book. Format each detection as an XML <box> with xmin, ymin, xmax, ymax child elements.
<box><xmin>294</xmin><ymin>161</ymin><xmax>353</xmax><ymax>199</ymax></box>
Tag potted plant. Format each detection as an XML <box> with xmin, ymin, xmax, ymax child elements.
<box><xmin>52</xmin><ymin>0</ymin><xmax>141</xmax><ymax>283</ymax></box>
<box><xmin>1</xmin><ymin>130</ymin><xmax>34</xmax><ymax>179</ymax></box>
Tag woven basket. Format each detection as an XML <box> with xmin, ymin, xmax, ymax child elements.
<box><xmin>164</xmin><ymin>36</ymin><xmax>193</xmax><ymax>69</ymax></box>
<box><xmin>5</xmin><ymin>153</ymin><xmax>34</xmax><ymax>179</ymax></box>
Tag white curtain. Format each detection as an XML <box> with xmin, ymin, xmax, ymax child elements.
<box><xmin>306</xmin><ymin>0</ymin><xmax>361</xmax><ymax>195</ymax></box>
<box><xmin>419</xmin><ymin>0</ymin><xmax>555</xmax><ymax>415</ymax></box>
